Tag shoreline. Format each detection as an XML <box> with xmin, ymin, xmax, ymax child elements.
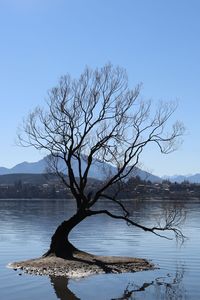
<box><xmin>8</xmin><ymin>253</ymin><xmax>155</xmax><ymax>278</ymax></box>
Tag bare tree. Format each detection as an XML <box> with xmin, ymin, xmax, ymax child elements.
<box><xmin>19</xmin><ymin>64</ymin><xmax>185</xmax><ymax>258</ymax></box>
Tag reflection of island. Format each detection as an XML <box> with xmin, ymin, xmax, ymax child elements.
<box><xmin>50</xmin><ymin>276</ymin><xmax>80</xmax><ymax>300</ymax></box>
<box><xmin>49</xmin><ymin>266</ymin><xmax>185</xmax><ymax>300</ymax></box>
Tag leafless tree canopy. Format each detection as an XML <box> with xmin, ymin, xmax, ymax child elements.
<box><xmin>19</xmin><ymin>64</ymin><xmax>185</xmax><ymax>246</ymax></box>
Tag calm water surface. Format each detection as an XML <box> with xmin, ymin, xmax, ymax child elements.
<box><xmin>0</xmin><ymin>198</ymin><xmax>200</xmax><ymax>300</ymax></box>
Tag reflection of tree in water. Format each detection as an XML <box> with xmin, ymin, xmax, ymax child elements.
<box><xmin>111</xmin><ymin>266</ymin><xmax>185</xmax><ymax>300</ymax></box>
<box><xmin>49</xmin><ymin>266</ymin><xmax>185</xmax><ymax>300</ymax></box>
<box><xmin>154</xmin><ymin>268</ymin><xmax>186</xmax><ymax>300</ymax></box>
<box><xmin>111</xmin><ymin>281</ymin><xmax>154</xmax><ymax>300</ymax></box>
<box><xmin>50</xmin><ymin>276</ymin><xmax>80</xmax><ymax>300</ymax></box>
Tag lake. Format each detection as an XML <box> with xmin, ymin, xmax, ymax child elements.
<box><xmin>0</xmin><ymin>198</ymin><xmax>200</xmax><ymax>299</ymax></box>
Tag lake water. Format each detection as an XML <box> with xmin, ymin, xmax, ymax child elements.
<box><xmin>0</xmin><ymin>198</ymin><xmax>200</xmax><ymax>300</ymax></box>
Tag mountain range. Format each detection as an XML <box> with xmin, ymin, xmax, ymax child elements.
<box><xmin>163</xmin><ymin>174</ymin><xmax>200</xmax><ymax>184</ymax></box>
<box><xmin>1</xmin><ymin>156</ymin><xmax>200</xmax><ymax>183</ymax></box>
<box><xmin>0</xmin><ymin>156</ymin><xmax>161</xmax><ymax>183</ymax></box>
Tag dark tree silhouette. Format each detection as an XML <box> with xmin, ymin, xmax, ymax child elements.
<box><xmin>50</xmin><ymin>276</ymin><xmax>80</xmax><ymax>300</ymax></box>
<box><xmin>19</xmin><ymin>64</ymin><xmax>185</xmax><ymax>258</ymax></box>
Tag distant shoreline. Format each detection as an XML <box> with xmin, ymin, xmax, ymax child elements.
<box><xmin>1</xmin><ymin>196</ymin><xmax>200</xmax><ymax>201</ymax></box>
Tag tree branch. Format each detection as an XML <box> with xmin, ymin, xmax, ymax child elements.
<box><xmin>87</xmin><ymin>209</ymin><xmax>186</xmax><ymax>242</ymax></box>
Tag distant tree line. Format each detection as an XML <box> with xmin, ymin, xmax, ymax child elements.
<box><xmin>0</xmin><ymin>176</ymin><xmax>200</xmax><ymax>200</ymax></box>
<box><xmin>0</xmin><ymin>180</ymin><xmax>71</xmax><ymax>199</ymax></box>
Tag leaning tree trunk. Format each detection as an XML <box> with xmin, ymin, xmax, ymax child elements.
<box><xmin>44</xmin><ymin>210</ymin><xmax>87</xmax><ymax>259</ymax></box>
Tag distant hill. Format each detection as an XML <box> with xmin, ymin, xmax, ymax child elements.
<box><xmin>0</xmin><ymin>173</ymin><xmax>51</xmax><ymax>185</ymax></box>
<box><xmin>0</xmin><ymin>156</ymin><xmax>161</xmax><ymax>183</ymax></box>
<box><xmin>0</xmin><ymin>159</ymin><xmax>46</xmax><ymax>175</ymax></box>
<box><xmin>163</xmin><ymin>174</ymin><xmax>200</xmax><ymax>184</ymax></box>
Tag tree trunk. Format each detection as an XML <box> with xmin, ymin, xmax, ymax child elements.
<box><xmin>44</xmin><ymin>210</ymin><xmax>87</xmax><ymax>259</ymax></box>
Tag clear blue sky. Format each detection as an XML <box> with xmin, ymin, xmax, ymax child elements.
<box><xmin>0</xmin><ymin>0</ymin><xmax>199</xmax><ymax>176</ymax></box>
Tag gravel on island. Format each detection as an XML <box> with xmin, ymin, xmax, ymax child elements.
<box><xmin>8</xmin><ymin>252</ymin><xmax>155</xmax><ymax>278</ymax></box>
